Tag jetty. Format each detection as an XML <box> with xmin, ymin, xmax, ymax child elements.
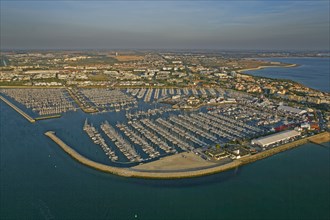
<box><xmin>45</xmin><ymin>131</ymin><xmax>330</xmax><ymax>179</ymax></box>
<box><xmin>35</xmin><ymin>115</ymin><xmax>62</xmax><ymax>121</ymax></box>
<box><xmin>66</xmin><ymin>88</ymin><xmax>98</xmax><ymax>113</ymax></box>
<box><xmin>0</xmin><ymin>95</ymin><xmax>35</xmax><ymax>123</ymax></box>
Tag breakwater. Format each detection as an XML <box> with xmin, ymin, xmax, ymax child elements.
<box><xmin>240</xmin><ymin>132</ymin><xmax>329</xmax><ymax>165</ymax></box>
<box><xmin>0</xmin><ymin>95</ymin><xmax>35</xmax><ymax>123</ymax></box>
<box><xmin>45</xmin><ymin>130</ymin><xmax>242</xmax><ymax>179</ymax></box>
<box><xmin>45</xmin><ymin>131</ymin><xmax>330</xmax><ymax>179</ymax></box>
<box><xmin>237</xmin><ymin>63</ymin><xmax>297</xmax><ymax>73</ymax></box>
<box><xmin>35</xmin><ymin>115</ymin><xmax>62</xmax><ymax>121</ymax></box>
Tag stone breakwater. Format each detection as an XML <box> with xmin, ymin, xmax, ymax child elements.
<box><xmin>239</xmin><ymin>133</ymin><xmax>327</xmax><ymax>165</ymax></box>
<box><xmin>0</xmin><ymin>95</ymin><xmax>35</xmax><ymax>123</ymax></box>
<box><xmin>45</xmin><ymin>131</ymin><xmax>329</xmax><ymax>179</ymax></box>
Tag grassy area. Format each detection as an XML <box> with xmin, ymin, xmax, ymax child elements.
<box><xmin>0</xmin><ymin>81</ymin><xmax>28</xmax><ymax>86</ymax></box>
<box><xmin>109</xmin><ymin>55</ymin><xmax>144</xmax><ymax>62</ymax></box>
<box><xmin>68</xmin><ymin>56</ymin><xmax>117</xmax><ymax>65</ymax></box>
<box><xmin>88</xmin><ymin>74</ymin><xmax>109</xmax><ymax>81</ymax></box>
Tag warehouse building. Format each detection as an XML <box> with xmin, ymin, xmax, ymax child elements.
<box><xmin>278</xmin><ymin>105</ymin><xmax>307</xmax><ymax>115</ymax></box>
<box><xmin>251</xmin><ymin>130</ymin><xmax>301</xmax><ymax>148</ymax></box>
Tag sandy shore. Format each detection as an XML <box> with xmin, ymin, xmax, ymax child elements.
<box><xmin>237</xmin><ymin>63</ymin><xmax>297</xmax><ymax>73</ymax></box>
<box><xmin>45</xmin><ymin>131</ymin><xmax>330</xmax><ymax>179</ymax></box>
<box><xmin>132</xmin><ymin>152</ymin><xmax>217</xmax><ymax>171</ymax></box>
<box><xmin>308</xmin><ymin>132</ymin><xmax>330</xmax><ymax>144</ymax></box>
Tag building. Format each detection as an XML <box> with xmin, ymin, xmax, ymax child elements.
<box><xmin>251</xmin><ymin>130</ymin><xmax>301</xmax><ymax>148</ymax></box>
<box><xmin>187</xmin><ymin>96</ymin><xmax>200</xmax><ymax>105</ymax></box>
<box><xmin>278</xmin><ymin>105</ymin><xmax>307</xmax><ymax>115</ymax></box>
<box><xmin>205</xmin><ymin>148</ymin><xmax>229</xmax><ymax>160</ymax></box>
<box><xmin>300</xmin><ymin>122</ymin><xmax>311</xmax><ymax>130</ymax></box>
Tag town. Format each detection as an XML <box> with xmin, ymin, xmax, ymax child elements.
<box><xmin>0</xmin><ymin>50</ymin><xmax>329</xmax><ymax>172</ymax></box>
<box><xmin>1</xmin><ymin>51</ymin><xmax>329</xmax><ymax>108</ymax></box>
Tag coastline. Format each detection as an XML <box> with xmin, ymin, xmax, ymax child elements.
<box><xmin>45</xmin><ymin>131</ymin><xmax>330</xmax><ymax>179</ymax></box>
<box><xmin>237</xmin><ymin>63</ymin><xmax>297</xmax><ymax>73</ymax></box>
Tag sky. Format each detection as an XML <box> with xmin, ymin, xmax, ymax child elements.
<box><xmin>1</xmin><ymin>0</ymin><xmax>329</xmax><ymax>50</ymax></box>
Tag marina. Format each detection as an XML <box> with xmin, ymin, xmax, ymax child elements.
<box><xmin>143</xmin><ymin>88</ymin><xmax>153</xmax><ymax>102</ymax></box>
<box><xmin>1</xmin><ymin>53</ymin><xmax>329</xmax><ymax>220</ymax></box>
<box><xmin>1</xmin><ymin>86</ymin><xmax>326</xmax><ymax>168</ymax></box>
<box><xmin>77</xmin><ymin>88</ymin><xmax>137</xmax><ymax>113</ymax></box>
<box><xmin>0</xmin><ymin>88</ymin><xmax>75</xmax><ymax>117</ymax></box>
<box><xmin>83</xmin><ymin>119</ymin><xmax>118</xmax><ymax>161</ymax></box>
<box><xmin>116</xmin><ymin>123</ymin><xmax>160</xmax><ymax>159</ymax></box>
<box><xmin>101</xmin><ymin>121</ymin><xmax>142</xmax><ymax>163</ymax></box>
<box><xmin>0</xmin><ymin>95</ymin><xmax>36</xmax><ymax>123</ymax></box>
<box><xmin>1</xmin><ymin>0</ymin><xmax>330</xmax><ymax>218</ymax></box>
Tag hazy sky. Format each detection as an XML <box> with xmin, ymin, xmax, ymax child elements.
<box><xmin>1</xmin><ymin>1</ymin><xmax>329</xmax><ymax>50</ymax></box>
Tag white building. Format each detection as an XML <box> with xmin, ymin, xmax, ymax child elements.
<box><xmin>251</xmin><ymin>130</ymin><xmax>301</xmax><ymax>148</ymax></box>
<box><xmin>278</xmin><ymin>105</ymin><xmax>307</xmax><ymax>115</ymax></box>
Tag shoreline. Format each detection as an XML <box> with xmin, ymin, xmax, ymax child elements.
<box><xmin>45</xmin><ymin>131</ymin><xmax>330</xmax><ymax>179</ymax></box>
<box><xmin>237</xmin><ymin>63</ymin><xmax>297</xmax><ymax>73</ymax></box>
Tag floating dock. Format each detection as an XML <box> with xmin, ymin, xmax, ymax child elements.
<box><xmin>0</xmin><ymin>95</ymin><xmax>36</xmax><ymax>123</ymax></box>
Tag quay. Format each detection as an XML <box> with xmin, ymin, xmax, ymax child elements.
<box><xmin>0</xmin><ymin>95</ymin><xmax>36</xmax><ymax>123</ymax></box>
<box><xmin>239</xmin><ymin>132</ymin><xmax>329</xmax><ymax>165</ymax></box>
<box><xmin>66</xmin><ymin>88</ymin><xmax>98</xmax><ymax>113</ymax></box>
<box><xmin>35</xmin><ymin>115</ymin><xmax>62</xmax><ymax>121</ymax></box>
<box><xmin>45</xmin><ymin>131</ymin><xmax>330</xmax><ymax>179</ymax></box>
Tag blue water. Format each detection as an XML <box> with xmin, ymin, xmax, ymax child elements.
<box><xmin>245</xmin><ymin>57</ymin><xmax>330</xmax><ymax>92</ymax></box>
<box><xmin>1</xmin><ymin>57</ymin><xmax>330</xmax><ymax>219</ymax></box>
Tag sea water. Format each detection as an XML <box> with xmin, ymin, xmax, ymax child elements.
<box><xmin>245</xmin><ymin>57</ymin><xmax>330</xmax><ymax>92</ymax></box>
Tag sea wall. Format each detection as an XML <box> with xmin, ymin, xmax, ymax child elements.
<box><xmin>0</xmin><ymin>95</ymin><xmax>35</xmax><ymax>123</ymax></box>
<box><xmin>45</xmin><ymin>131</ymin><xmax>330</xmax><ymax>179</ymax></box>
<box><xmin>240</xmin><ymin>132</ymin><xmax>329</xmax><ymax>165</ymax></box>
